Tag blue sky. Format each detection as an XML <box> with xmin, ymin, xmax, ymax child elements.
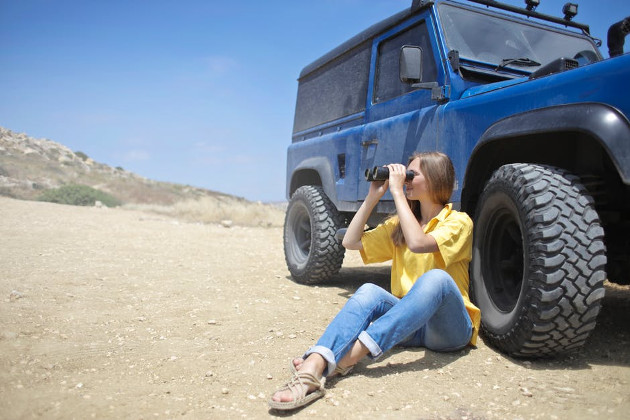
<box><xmin>1</xmin><ymin>0</ymin><xmax>628</xmax><ymax>202</ymax></box>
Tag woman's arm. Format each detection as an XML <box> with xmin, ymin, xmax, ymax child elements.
<box><xmin>342</xmin><ymin>181</ymin><xmax>388</xmax><ymax>250</ymax></box>
<box><xmin>387</xmin><ymin>164</ymin><xmax>439</xmax><ymax>254</ymax></box>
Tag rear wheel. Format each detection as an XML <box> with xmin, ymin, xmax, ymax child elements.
<box><xmin>283</xmin><ymin>185</ymin><xmax>345</xmax><ymax>284</ymax></box>
<box><xmin>471</xmin><ymin>164</ymin><xmax>607</xmax><ymax>357</ymax></box>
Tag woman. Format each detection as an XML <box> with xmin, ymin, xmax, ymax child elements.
<box><xmin>269</xmin><ymin>152</ymin><xmax>481</xmax><ymax>411</ymax></box>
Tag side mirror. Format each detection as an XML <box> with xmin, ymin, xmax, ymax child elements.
<box><xmin>399</xmin><ymin>45</ymin><xmax>423</xmax><ymax>83</ymax></box>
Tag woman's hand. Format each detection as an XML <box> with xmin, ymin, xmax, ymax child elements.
<box><xmin>367</xmin><ymin>178</ymin><xmax>388</xmax><ymax>200</ymax></box>
<box><xmin>386</xmin><ymin>164</ymin><xmax>407</xmax><ymax>198</ymax></box>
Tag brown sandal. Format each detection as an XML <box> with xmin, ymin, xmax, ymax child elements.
<box><xmin>268</xmin><ymin>371</ymin><xmax>326</xmax><ymax>411</ymax></box>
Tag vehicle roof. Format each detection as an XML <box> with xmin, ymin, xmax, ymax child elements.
<box><xmin>298</xmin><ymin>7</ymin><xmax>413</xmax><ymax>79</ymax></box>
<box><xmin>298</xmin><ymin>0</ymin><xmax>594</xmax><ymax>80</ymax></box>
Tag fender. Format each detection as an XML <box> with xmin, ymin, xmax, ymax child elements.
<box><xmin>470</xmin><ymin>102</ymin><xmax>630</xmax><ymax>184</ymax></box>
<box><xmin>288</xmin><ymin>157</ymin><xmax>337</xmax><ymax>203</ymax></box>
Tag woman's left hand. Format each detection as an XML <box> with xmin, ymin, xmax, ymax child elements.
<box><xmin>387</xmin><ymin>164</ymin><xmax>407</xmax><ymax>197</ymax></box>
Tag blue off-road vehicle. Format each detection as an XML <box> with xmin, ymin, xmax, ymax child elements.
<box><xmin>283</xmin><ymin>0</ymin><xmax>630</xmax><ymax>357</ymax></box>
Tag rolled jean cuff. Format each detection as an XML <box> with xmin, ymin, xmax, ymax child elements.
<box><xmin>358</xmin><ymin>331</ymin><xmax>383</xmax><ymax>360</ymax></box>
<box><xmin>303</xmin><ymin>345</ymin><xmax>337</xmax><ymax>377</ymax></box>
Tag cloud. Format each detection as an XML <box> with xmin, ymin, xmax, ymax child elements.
<box><xmin>122</xmin><ymin>149</ymin><xmax>151</xmax><ymax>162</ymax></box>
<box><xmin>204</xmin><ymin>56</ymin><xmax>239</xmax><ymax>77</ymax></box>
<box><xmin>193</xmin><ymin>141</ymin><xmax>226</xmax><ymax>154</ymax></box>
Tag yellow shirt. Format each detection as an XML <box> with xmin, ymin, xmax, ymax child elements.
<box><xmin>359</xmin><ymin>204</ymin><xmax>481</xmax><ymax>346</ymax></box>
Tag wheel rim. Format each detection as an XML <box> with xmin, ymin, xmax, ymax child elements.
<box><xmin>288</xmin><ymin>201</ymin><xmax>311</xmax><ymax>263</ymax></box>
<box><xmin>483</xmin><ymin>207</ymin><xmax>524</xmax><ymax>313</ymax></box>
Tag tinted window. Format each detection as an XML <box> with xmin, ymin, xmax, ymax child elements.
<box><xmin>374</xmin><ymin>21</ymin><xmax>437</xmax><ymax>104</ymax></box>
<box><xmin>293</xmin><ymin>42</ymin><xmax>371</xmax><ymax>133</ymax></box>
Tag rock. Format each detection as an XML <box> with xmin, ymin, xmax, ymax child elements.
<box><xmin>520</xmin><ymin>387</ymin><xmax>533</xmax><ymax>397</ymax></box>
<box><xmin>220</xmin><ymin>220</ymin><xmax>233</xmax><ymax>228</ymax></box>
<box><xmin>9</xmin><ymin>290</ymin><xmax>24</xmax><ymax>301</ymax></box>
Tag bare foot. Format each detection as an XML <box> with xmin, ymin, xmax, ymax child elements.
<box><xmin>271</xmin><ymin>354</ymin><xmax>326</xmax><ymax>403</ymax></box>
<box><xmin>291</xmin><ymin>357</ymin><xmax>304</xmax><ymax>372</ymax></box>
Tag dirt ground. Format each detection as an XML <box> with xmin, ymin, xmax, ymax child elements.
<box><xmin>1</xmin><ymin>196</ymin><xmax>629</xmax><ymax>420</ymax></box>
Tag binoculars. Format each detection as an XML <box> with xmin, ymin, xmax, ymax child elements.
<box><xmin>365</xmin><ymin>166</ymin><xmax>415</xmax><ymax>182</ymax></box>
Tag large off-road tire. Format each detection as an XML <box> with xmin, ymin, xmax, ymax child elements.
<box><xmin>283</xmin><ymin>185</ymin><xmax>345</xmax><ymax>284</ymax></box>
<box><xmin>471</xmin><ymin>163</ymin><xmax>607</xmax><ymax>357</ymax></box>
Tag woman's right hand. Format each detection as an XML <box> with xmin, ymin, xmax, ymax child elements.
<box><xmin>368</xmin><ymin>179</ymin><xmax>388</xmax><ymax>200</ymax></box>
<box><xmin>343</xmin><ymin>179</ymin><xmax>387</xmax><ymax>250</ymax></box>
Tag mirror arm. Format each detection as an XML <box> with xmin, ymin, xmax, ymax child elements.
<box><xmin>411</xmin><ymin>82</ymin><xmax>449</xmax><ymax>103</ymax></box>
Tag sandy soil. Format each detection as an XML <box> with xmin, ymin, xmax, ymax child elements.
<box><xmin>1</xmin><ymin>196</ymin><xmax>629</xmax><ymax>420</ymax></box>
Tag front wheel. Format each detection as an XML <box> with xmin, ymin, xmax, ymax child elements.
<box><xmin>283</xmin><ymin>185</ymin><xmax>345</xmax><ymax>284</ymax></box>
<box><xmin>471</xmin><ymin>164</ymin><xmax>607</xmax><ymax>357</ymax></box>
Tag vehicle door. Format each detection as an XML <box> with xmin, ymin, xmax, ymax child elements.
<box><xmin>358</xmin><ymin>12</ymin><xmax>443</xmax><ymax>201</ymax></box>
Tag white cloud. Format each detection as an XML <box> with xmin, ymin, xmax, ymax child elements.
<box><xmin>204</xmin><ymin>56</ymin><xmax>239</xmax><ymax>76</ymax></box>
<box><xmin>122</xmin><ymin>149</ymin><xmax>150</xmax><ymax>162</ymax></box>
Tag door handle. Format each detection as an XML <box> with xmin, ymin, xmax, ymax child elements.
<box><xmin>361</xmin><ymin>139</ymin><xmax>379</xmax><ymax>147</ymax></box>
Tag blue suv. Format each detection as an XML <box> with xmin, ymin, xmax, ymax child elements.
<box><xmin>283</xmin><ymin>0</ymin><xmax>630</xmax><ymax>357</ymax></box>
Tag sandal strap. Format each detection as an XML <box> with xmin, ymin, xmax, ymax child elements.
<box><xmin>333</xmin><ymin>364</ymin><xmax>355</xmax><ymax>377</ymax></box>
<box><xmin>269</xmin><ymin>371</ymin><xmax>326</xmax><ymax>410</ymax></box>
<box><xmin>281</xmin><ymin>371</ymin><xmax>324</xmax><ymax>402</ymax></box>
<box><xmin>289</xmin><ymin>371</ymin><xmax>324</xmax><ymax>390</ymax></box>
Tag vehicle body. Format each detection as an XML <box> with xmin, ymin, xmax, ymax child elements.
<box><xmin>283</xmin><ymin>0</ymin><xmax>630</xmax><ymax>357</ymax></box>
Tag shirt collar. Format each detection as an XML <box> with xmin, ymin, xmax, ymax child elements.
<box><xmin>425</xmin><ymin>203</ymin><xmax>452</xmax><ymax>231</ymax></box>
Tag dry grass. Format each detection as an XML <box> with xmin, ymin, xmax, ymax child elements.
<box><xmin>125</xmin><ymin>195</ymin><xmax>286</xmax><ymax>227</ymax></box>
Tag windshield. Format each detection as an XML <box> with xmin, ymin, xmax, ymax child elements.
<box><xmin>438</xmin><ymin>3</ymin><xmax>601</xmax><ymax>73</ymax></box>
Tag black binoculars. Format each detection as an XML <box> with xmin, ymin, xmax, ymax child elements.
<box><xmin>365</xmin><ymin>166</ymin><xmax>415</xmax><ymax>182</ymax></box>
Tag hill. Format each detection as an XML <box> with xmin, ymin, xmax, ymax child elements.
<box><xmin>0</xmin><ymin>127</ymin><xmax>285</xmax><ymax>226</ymax></box>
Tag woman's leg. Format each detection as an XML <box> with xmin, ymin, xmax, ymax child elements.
<box><xmin>271</xmin><ymin>283</ymin><xmax>397</xmax><ymax>403</ymax></box>
<box><xmin>303</xmin><ymin>283</ymin><xmax>399</xmax><ymax>376</ymax></box>
<box><xmin>359</xmin><ymin>269</ymin><xmax>472</xmax><ymax>358</ymax></box>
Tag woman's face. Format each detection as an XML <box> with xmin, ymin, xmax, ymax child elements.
<box><xmin>405</xmin><ymin>158</ymin><xmax>431</xmax><ymax>202</ymax></box>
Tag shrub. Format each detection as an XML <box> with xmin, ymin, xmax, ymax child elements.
<box><xmin>38</xmin><ymin>185</ymin><xmax>121</xmax><ymax>207</ymax></box>
<box><xmin>75</xmin><ymin>151</ymin><xmax>89</xmax><ymax>161</ymax></box>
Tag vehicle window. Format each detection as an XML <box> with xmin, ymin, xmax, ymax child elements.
<box><xmin>293</xmin><ymin>41</ymin><xmax>371</xmax><ymax>133</ymax></box>
<box><xmin>438</xmin><ymin>3</ymin><xmax>600</xmax><ymax>72</ymax></box>
<box><xmin>374</xmin><ymin>21</ymin><xmax>437</xmax><ymax>104</ymax></box>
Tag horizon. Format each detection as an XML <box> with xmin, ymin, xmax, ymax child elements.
<box><xmin>2</xmin><ymin>0</ymin><xmax>628</xmax><ymax>202</ymax></box>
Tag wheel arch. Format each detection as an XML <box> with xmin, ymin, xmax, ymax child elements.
<box><xmin>287</xmin><ymin>157</ymin><xmax>338</xmax><ymax>203</ymax></box>
<box><xmin>461</xmin><ymin>102</ymin><xmax>630</xmax><ymax>215</ymax></box>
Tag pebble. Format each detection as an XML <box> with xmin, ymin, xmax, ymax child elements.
<box><xmin>9</xmin><ymin>290</ymin><xmax>24</xmax><ymax>301</ymax></box>
<box><xmin>520</xmin><ymin>387</ymin><xmax>533</xmax><ymax>397</ymax></box>
<box><xmin>221</xmin><ymin>388</ymin><xmax>229</xmax><ymax>394</ymax></box>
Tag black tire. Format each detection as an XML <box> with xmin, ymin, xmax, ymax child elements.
<box><xmin>471</xmin><ymin>163</ymin><xmax>607</xmax><ymax>357</ymax></box>
<box><xmin>283</xmin><ymin>185</ymin><xmax>345</xmax><ymax>284</ymax></box>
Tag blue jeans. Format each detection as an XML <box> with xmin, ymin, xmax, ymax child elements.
<box><xmin>304</xmin><ymin>269</ymin><xmax>473</xmax><ymax>377</ymax></box>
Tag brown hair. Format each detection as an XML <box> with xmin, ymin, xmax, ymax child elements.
<box><xmin>390</xmin><ymin>151</ymin><xmax>455</xmax><ymax>246</ymax></box>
